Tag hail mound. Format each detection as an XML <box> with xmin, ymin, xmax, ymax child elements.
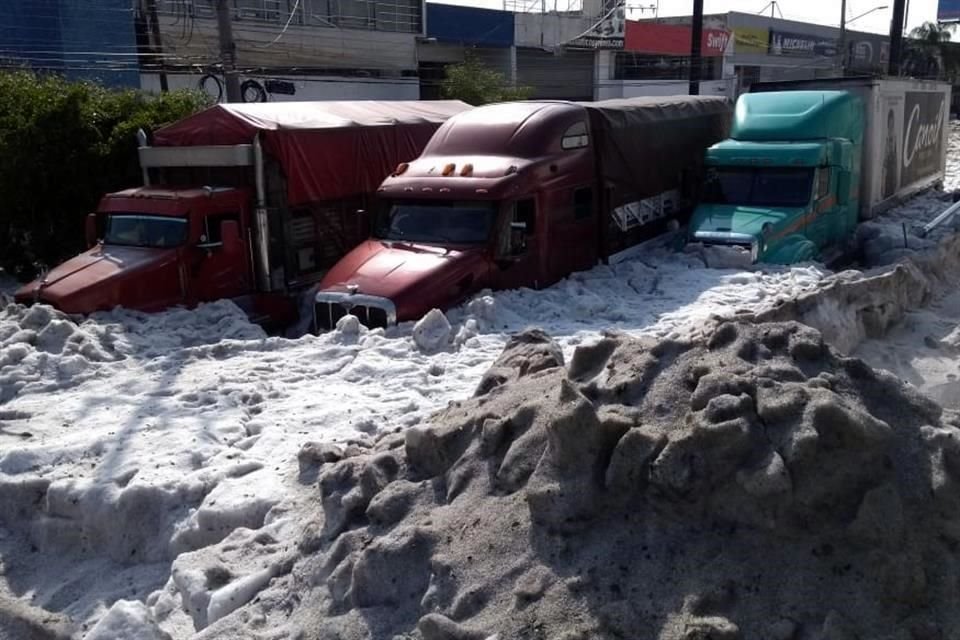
<box><xmin>284</xmin><ymin>322</ymin><xmax>960</xmax><ymax>640</ymax></box>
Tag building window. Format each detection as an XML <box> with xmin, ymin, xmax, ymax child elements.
<box><xmin>613</xmin><ymin>53</ymin><xmax>719</xmax><ymax>81</ymax></box>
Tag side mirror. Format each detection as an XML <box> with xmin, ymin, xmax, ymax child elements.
<box><xmin>836</xmin><ymin>170</ymin><xmax>851</xmax><ymax>206</ymax></box>
<box><xmin>221</xmin><ymin>220</ymin><xmax>243</xmax><ymax>256</ymax></box>
<box><xmin>85</xmin><ymin>213</ymin><xmax>98</xmax><ymax>248</ymax></box>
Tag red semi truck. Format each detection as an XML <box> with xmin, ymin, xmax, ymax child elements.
<box><xmin>313</xmin><ymin>97</ymin><xmax>732</xmax><ymax>330</ymax></box>
<box><xmin>15</xmin><ymin>101</ymin><xmax>470</xmax><ymax>327</ymax></box>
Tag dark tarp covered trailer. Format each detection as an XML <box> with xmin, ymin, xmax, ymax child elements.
<box><xmin>579</xmin><ymin>96</ymin><xmax>732</xmax><ymax>207</ymax></box>
<box><xmin>152</xmin><ymin>101</ymin><xmax>472</xmax><ymax>207</ymax></box>
<box><xmin>577</xmin><ymin>96</ymin><xmax>732</xmax><ymax>256</ymax></box>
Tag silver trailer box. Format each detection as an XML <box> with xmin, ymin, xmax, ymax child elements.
<box><xmin>751</xmin><ymin>77</ymin><xmax>951</xmax><ymax>219</ymax></box>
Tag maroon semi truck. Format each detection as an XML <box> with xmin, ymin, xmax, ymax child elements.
<box><xmin>15</xmin><ymin>100</ymin><xmax>470</xmax><ymax>327</ymax></box>
<box><xmin>313</xmin><ymin>97</ymin><xmax>732</xmax><ymax>330</ymax></box>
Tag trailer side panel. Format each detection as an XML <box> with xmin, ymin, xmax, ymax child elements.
<box><xmin>580</xmin><ymin>96</ymin><xmax>732</xmax><ymax>257</ymax></box>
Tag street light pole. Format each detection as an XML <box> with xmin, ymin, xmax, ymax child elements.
<box><xmin>216</xmin><ymin>0</ymin><xmax>242</xmax><ymax>103</ymax></box>
<box><xmin>889</xmin><ymin>0</ymin><xmax>907</xmax><ymax>75</ymax></box>
<box><xmin>839</xmin><ymin>0</ymin><xmax>847</xmax><ymax>75</ymax></box>
<box><xmin>841</xmin><ymin>4</ymin><xmax>889</xmax><ymax>74</ymax></box>
<box><xmin>689</xmin><ymin>0</ymin><xmax>704</xmax><ymax>95</ymax></box>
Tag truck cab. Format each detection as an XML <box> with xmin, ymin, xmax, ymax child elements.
<box><xmin>314</xmin><ymin>101</ymin><xmax>600</xmax><ymax>330</ymax></box>
<box><xmin>688</xmin><ymin>91</ymin><xmax>861</xmax><ymax>264</ymax></box>
<box><xmin>16</xmin><ymin>187</ymin><xmax>254</xmax><ymax>315</ymax></box>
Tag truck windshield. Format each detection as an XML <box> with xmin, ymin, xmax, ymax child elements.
<box><xmin>104</xmin><ymin>214</ymin><xmax>188</xmax><ymax>249</ymax></box>
<box><xmin>704</xmin><ymin>168</ymin><xmax>814</xmax><ymax>208</ymax></box>
<box><xmin>375</xmin><ymin>201</ymin><xmax>496</xmax><ymax>245</ymax></box>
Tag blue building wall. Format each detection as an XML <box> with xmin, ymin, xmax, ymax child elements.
<box><xmin>0</xmin><ymin>0</ymin><xmax>139</xmax><ymax>88</ymax></box>
<box><xmin>426</xmin><ymin>3</ymin><xmax>515</xmax><ymax>47</ymax></box>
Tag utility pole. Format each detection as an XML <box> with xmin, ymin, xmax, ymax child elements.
<box><xmin>145</xmin><ymin>0</ymin><xmax>168</xmax><ymax>92</ymax></box>
<box><xmin>839</xmin><ymin>0</ymin><xmax>846</xmax><ymax>76</ymax></box>
<box><xmin>889</xmin><ymin>0</ymin><xmax>906</xmax><ymax>76</ymax></box>
<box><xmin>216</xmin><ymin>0</ymin><xmax>242</xmax><ymax>102</ymax></box>
<box><xmin>689</xmin><ymin>0</ymin><xmax>703</xmax><ymax>95</ymax></box>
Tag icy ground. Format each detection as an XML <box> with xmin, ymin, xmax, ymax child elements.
<box><xmin>1</xmin><ymin>126</ymin><xmax>959</xmax><ymax>639</ymax></box>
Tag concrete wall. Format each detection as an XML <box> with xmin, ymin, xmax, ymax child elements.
<box><xmin>140</xmin><ymin>72</ymin><xmax>420</xmax><ymax>101</ymax></box>
<box><xmin>157</xmin><ymin>14</ymin><xmax>418</xmax><ymax>73</ymax></box>
<box><xmin>596</xmin><ymin>78</ymin><xmax>733</xmax><ymax>100</ymax></box>
<box><xmin>514</xmin><ymin>12</ymin><xmax>594</xmax><ymax>48</ymax></box>
<box><xmin>593</xmin><ymin>51</ymin><xmax>734</xmax><ymax>100</ymax></box>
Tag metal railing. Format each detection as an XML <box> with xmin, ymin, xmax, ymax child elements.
<box><xmin>157</xmin><ymin>0</ymin><xmax>420</xmax><ymax>33</ymax></box>
<box><xmin>502</xmin><ymin>0</ymin><xmax>584</xmax><ymax>13</ymax></box>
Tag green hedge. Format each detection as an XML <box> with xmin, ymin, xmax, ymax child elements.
<box><xmin>441</xmin><ymin>57</ymin><xmax>532</xmax><ymax>106</ymax></box>
<box><xmin>0</xmin><ymin>72</ymin><xmax>211</xmax><ymax>280</ymax></box>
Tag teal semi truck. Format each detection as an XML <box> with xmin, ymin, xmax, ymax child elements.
<box><xmin>688</xmin><ymin>77</ymin><xmax>951</xmax><ymax>264</ymax></box>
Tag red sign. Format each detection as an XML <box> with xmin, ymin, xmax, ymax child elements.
<box><xmin>624</xmin><ymin>22</ymin><xmax>730</xmax><ymax>57</ymax></box>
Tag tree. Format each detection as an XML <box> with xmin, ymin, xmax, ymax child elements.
<box><xmin>903</xmin><ymin>21</ymin><xmax>955</xmax><ymax>79</ymax></box>
<box><xmin>441</xmin><ymin>56</ymin><xmax>533</xmax><ymax>106</ymax></box>
<box><xmin>0</xmin><ymin>72</ymin><xmax>210</xmax><ymax>278</ymax></box>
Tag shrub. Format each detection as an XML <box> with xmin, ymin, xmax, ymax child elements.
<box><xmin>441</xmin><ymin>56</ymin><xmax>533</xmax><ymax>106</ymax></box>
<box><xmin>0</xmin><ymin>72</ymin><xmax>210</xmax><ymax>279</ymax></box>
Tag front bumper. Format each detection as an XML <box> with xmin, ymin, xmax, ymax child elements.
<box><xmin>313</xmin><ymin>291</ymin><xmax>398</xmax><ymax>332</ymax></box>
<box><xmin>690</xmin><ymin>230</ymin><xmax>762</xmax><ymax>262</ymax></box>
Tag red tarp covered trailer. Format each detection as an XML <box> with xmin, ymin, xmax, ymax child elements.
<box><xmin>152</xmin><ymin>100</ymin><xmax>472</xmax><ymax>206</ymax></box>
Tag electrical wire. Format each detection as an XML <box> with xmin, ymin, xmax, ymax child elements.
<box><xmin>260</xmin><ymin>0</ymin><xmax>303</xmax><ymax>47</ymax></box>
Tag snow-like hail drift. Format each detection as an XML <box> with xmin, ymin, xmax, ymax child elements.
<box><xmin>0</xmin><ymin>124</ymin><xmax>958</xmax><ymax>639</ymax></box>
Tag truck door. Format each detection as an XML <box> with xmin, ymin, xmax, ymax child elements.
<box><xmin>493</xmin><ymin>198</ymin><xmax>540</xmax><ymax>290</ymax></box>
<box><xmin>544</xmin><ymin>186</ymin><xmax>598</xmax><ymax>283</ymax></box>
<box><xmin>191</xmin><ymin>211</ymin><xmax>252</xmax><ymax>302</ymax></box>
<box><xmin>805</xmin><ymin>167</ymin><xmax>836</xmax><ymax>249</ymax></box>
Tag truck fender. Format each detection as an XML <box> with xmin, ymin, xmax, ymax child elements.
<box><xmin>764</xmin><ymin>235</ymin><xmax>819</xmax><ymax>265</ymax></box>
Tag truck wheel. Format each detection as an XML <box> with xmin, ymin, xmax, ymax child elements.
<box><xmin>792</xmin><ymin>241</ymin><xmax>818</xmax><ymax>263</ymax></box>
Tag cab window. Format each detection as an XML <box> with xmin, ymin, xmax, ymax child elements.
<box><xmin>498</xmin><ymin>198</ymin><xmax>536</xmax><ymax>258</ymax></box>
<box><xmin>201</xmin><ymin>213</ymin><xmax>241</xmax><ymax>246</ymax></box>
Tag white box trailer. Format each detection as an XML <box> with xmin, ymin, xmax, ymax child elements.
<box><xmin>750</xmin><ymin>77</ymin><xmax>951</xmax><ymax>219</ymax></box>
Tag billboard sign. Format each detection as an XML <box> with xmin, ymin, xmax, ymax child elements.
<box><xmin>768</xmin><ymin>30</ymin><xmax>838</xmax><ymax>57</ymax></box>
<box><xmin>568</xmin><ymin>4</ymin><xmax>625</xmax><ymax>49</ymax></box>
<box><xmin>847</xmin><ymin>34</ymin><xmax>889</xmax><ymax>72</ymax></box>
<box><xmin>900</xmin><ymin>91</ymin><xmax>947</xmax><ymax>188</ymax></box>
<box><xmin>733</xmin><ymin>26</ymin><xmax>769</xmax><ymax>54</ymax></box>
<box><xmin>625</xmin><ymin>22</ymin><xmax>730</xmax><ymax>56</ymax></box>
<box><xmin>876</xmin><ymin>90</ymin><xmax>946</xmax><ymax>200</ymax></box>
<box><xmin>939</xmin><ymin>0</ymin><xmax>960</xmax><ymax>21</ymax></box>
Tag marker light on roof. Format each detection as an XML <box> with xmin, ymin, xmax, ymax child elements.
<box><xmin>442</xmin><ymin>163</ymin><xmax>456</xmax><ymax>177</ymax></box>
<box><xmin>392</xmin><ymin>163</ymin><xmax>409</xmax><ymax>177</ymax></box>
<box><xmin>460</xmin><ymin>163</ymin><xmax>474</xmax><ymax>177</ymax></box>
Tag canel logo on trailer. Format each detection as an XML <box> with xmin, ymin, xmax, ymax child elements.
<box><xmin>903</xmin><ymin>98</ymin><xmax>944</xmax><ymax>169</ymax></box>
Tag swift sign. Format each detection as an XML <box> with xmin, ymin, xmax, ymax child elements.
<box><xmin>624</xmin><ymin>22</ymin><xmax>730</xmax><ymax>56</ymax></box>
